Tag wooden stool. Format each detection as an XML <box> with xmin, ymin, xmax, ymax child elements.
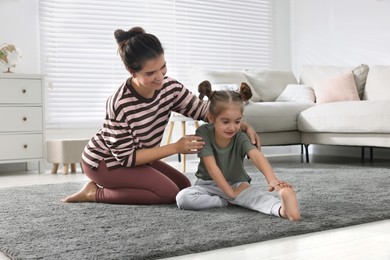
<box><xmin>166</xmin><ymin>112</ymin><xmax>199</xmax><ymax>172</ymax></box>
<box><xmin>46</xmin><ymin>139</ymin><xmax>89</xmax><ymax>174</ymax></box>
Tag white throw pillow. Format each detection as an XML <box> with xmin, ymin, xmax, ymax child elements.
<box><xmin>364</xmin><ymin>65</ymin><xmax>390</xmax><ymax>100</ymax></box>
<box><xmin>243</xmin><ymin>69</ymin><xmax>298</xmax><ymax>102</ymax></box>
<box><xmin>212</xmin><ymin>83</ymin><xmax>239</xmax><ymax>91</ymax></box>
<box><xmin>275</xmin><ymin>84</ymin><xmax>315</xmax><ymax>103</ymax></box>
<box><xmin>188</xmin><ymin>67</ymin><xmax>262</xmax><ymax>102</ymax></box>
<box><xmin>313</xmin><ymin>71</ymin><xmax>360</xmax><ymax>104</ymax></box>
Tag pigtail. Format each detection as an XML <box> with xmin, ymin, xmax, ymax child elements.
<box><xmin>198</xmin><ymin>80</ymin><xmax>213</xmax><ymax>100</ymax></box>
<box><xmin>239</xmin><ymin>82</ymin><xmax>252</xmax><ymax>102</ymax></box>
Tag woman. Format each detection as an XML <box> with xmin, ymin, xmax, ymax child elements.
<box><xmin>61</xmin><ymin>26</ymin><xmax>260</xmax><ymax>205</ymax></box>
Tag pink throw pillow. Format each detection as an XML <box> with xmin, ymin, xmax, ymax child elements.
<box><xmin>313</xmin><ymin>71</ymin><xmax>360</xmax><ymax>104</ymax></box>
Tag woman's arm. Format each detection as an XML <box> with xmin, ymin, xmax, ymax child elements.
<box><xmin>134</xmin><ymin>135</ymin><xmax>205</xmax><ymax>165</ymax></box>
<box><xmin>240</xmin><ymin>121</ymin><xmax>261</xmax><ymax>149</ymax></box>
<box><xmin>202</xmin><ymin>156</ymin><xmax>249</xmax><ymax>199</ymax></box>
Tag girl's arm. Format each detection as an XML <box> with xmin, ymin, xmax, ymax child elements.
<box><xmin>202</xmin><ymin>156</ymin><xmax>249</xmax><ymax>199</ymax></box>
<box><xmin>247</xmin><ymin>148</ymin><xmax>293</xmax><ymax>191</ymax></box>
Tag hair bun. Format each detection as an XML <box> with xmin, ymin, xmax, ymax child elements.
<box><xmin>114</xmin><ymin>27</ymin><xmax>145</xmax><ymax>44</ymax></box>
<box><xmin>128</xmin><ymin>26</ymin><xmax>145</xmax><ymax>37</ymax></box>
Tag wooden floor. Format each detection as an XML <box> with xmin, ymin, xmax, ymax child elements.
<box><xmin>0</xmin><ymin>154</ymin><xmax>389</xmax><ymax>260</ymax></box>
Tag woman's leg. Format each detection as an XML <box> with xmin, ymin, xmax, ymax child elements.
<box><xmin>149</xmin><ymin>160</ymin><xmax>191</xmax><ymax>190</ymax></box>
<box><xmin>63</xmin><ymin>160</ymin><xmax>186</xmax><ymax>205</ymax></box>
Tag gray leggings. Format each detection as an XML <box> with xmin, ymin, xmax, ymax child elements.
<box><xmin>176</xmin><ymin>179</ymin><xmax>281</xmax><ymax>217</ymax></box>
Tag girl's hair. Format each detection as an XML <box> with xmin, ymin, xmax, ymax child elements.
<box><xmin>198</xmin><ymin>80</ymin><xmax>252</xmax><ymax>117</ymax></box>
<box><xmin>114</xmin><ymin>26</ymin><xmax>164</xmax><ymax>72</ymax></box>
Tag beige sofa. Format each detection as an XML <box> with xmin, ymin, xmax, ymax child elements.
<box><xmin>297</xmin><ymin>65</ymin><xmax>390</xmax><ymax>160</ymax></box>
<box><xmin>189</xmin><ymin>65</ymin><xmax>390</xmax><ymax>161</ymax></box>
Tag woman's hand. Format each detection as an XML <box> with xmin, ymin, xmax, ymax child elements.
<box><xmin>268</xmin><ymin>179</ymin><xmax>293</xmax><ymax>192</ymax></box>
<box><xmin>174</xmin><ymin>135</ymin><xmax>205</xmax><ymax>154</ymax></box>
<box><xmin>241</xmin><ymin>122</ymin><xmax>261</xmax><ymax>149</ymax></box>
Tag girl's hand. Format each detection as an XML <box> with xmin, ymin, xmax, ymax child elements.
<box><xmin>268</xmin><ymin>179</ymin><xmax>293</xmax><ymax>192</ymax></box>
<box><xmin>174</xmin><ymin>135</ymin><xmax>205</xmax><ymax>154</ymax></box>
<box><xmin>231</xmin><ymin>182</ymin><xmax>250</xmax><ymax>198</ymax></box>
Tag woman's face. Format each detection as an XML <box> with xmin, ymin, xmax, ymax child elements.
<box><xmin>132</xmin><ymin>54</ymin><xmax>167</xmax><ymax>93</ymax></box>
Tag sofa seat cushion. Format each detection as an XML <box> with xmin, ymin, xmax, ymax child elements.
<box><xmin>298</xmin><ymin>100</ymin><xmax>390</xmax><ymax>133</ymax></box>
<box><xmin>244</xmin><ymin>102</ymin><xmax>313</xmax><ymax>132</ymax></box>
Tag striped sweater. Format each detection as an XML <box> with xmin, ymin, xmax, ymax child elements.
<box><xmin>82</xmin><ymin>76</ymin><xmax>209</xmax><ymax>170</ymax></box>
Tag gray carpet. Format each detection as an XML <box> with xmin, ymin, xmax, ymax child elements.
<box><xmin>1</xmin><ymin>161</ymin><xmax>390</xmax><ymax>259</ymax></box>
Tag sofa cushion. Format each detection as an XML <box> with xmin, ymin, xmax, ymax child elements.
<box><xmin>298</xmin><ymin>100</ymin><xmax>390</xmax><ymax>133</ymax></box>
<box><xmin>363</xmin><ymin>65</ymin><xmax>390</xmax><ymax>100</ymax></box>
<box><xmin>188</xmin><ymin>67</ymin><xmax>262</xmax><ymax>101</ymax></box>
<box><xmin>300</xmin><ymin>64</ymin><xmax>369</xmax><ymax>99</ymax></box>
<box><xmin>243</xmin><ymin>69</ymin><xmax>298</xmax><ymax>102</ymax></box>
<box><xmin>313</xmin><ymin>71</ymin><xmax>360</xmax><ymax>104</ymax></box>
<box><xmin>244</xmin><ymin>102</ymin><xmax>313</xmax><ymax>132</ymax></box>
<box><xmin>275</xmin><ymin>84</ymin><xmax>315</xmax><ymax>103</ymax></box>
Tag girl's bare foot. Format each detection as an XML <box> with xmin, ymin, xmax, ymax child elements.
<box><xmin>277</xmin><ymin>187</ymin><xmax>301</xmax><ymax>221</ymax></box>
<box><xmin>61</xmin><ymin>181</ymin><xmax>97</xmax><ymax>203</ymax></box>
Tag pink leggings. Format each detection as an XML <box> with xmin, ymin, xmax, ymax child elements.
<box><xmin>82</xmin><ymin>160</ymin><xmax>191</xmax><ymax>205</ymax></box>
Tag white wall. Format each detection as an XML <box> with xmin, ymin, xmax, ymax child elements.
<box><xmin>290</xmin><ymin>0</ymin><xmax>390</xmax><ymax>74</ymax></box>
<box><xmin>0</xmin><ymin>0</ymin><xmax>40</xmax><ymax>73</ymax></box>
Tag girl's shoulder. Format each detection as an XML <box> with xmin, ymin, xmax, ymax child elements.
<box><xmin>196</xmin><ymin>123</ymin><xmax>213</xmax><ymax>134</ymax></box>
<box><xmin>235</xmin><ymin>130</ymin><xmax>252</xmax><ymax>142</ymax></box>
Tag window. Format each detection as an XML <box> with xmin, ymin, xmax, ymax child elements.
<box><xmin>39</xmin><ymin>0</ymin><xmax>273</xmax><ymax>128</ymax></box>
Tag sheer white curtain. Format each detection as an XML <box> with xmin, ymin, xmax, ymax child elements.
<box><xmin>39</xmin><ymin>0</ymin><xmax>273</xmax><ymax>128</ymax></box>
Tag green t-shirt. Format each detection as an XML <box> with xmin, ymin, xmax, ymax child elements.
<box><xmin>195</xmin><ymin>124</ymin><xmax>256</xmax><ymax>183</ymax></box>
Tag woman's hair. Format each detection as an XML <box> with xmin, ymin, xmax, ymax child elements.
<box><xmin>198</xmin><ymin>80</ymin><xmax>252</xmax><ymax>117</ymax></box>
<box><xmin>114</xmin><ymin>26</ymin><xmax>164</xmax><ymax>72</ymax></box>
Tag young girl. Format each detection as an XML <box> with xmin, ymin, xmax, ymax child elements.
<box><xmin>176</xmin><ymin>81</ymin><xmax>301</xmax><ymax>221</ymax></box>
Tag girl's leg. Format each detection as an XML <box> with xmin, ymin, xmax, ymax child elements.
<box><xmin>176</xmin><ymin>179</ymin><xmax>229</xmax><ymax>210</ymax></box>
<box><xmin>231</xmin><ymin>183</ymin><xmax>301</xmax><ymax>221</ymax></box>
<box><xmin>64</xmin><ymin>160</ymin><xmax>186</xmax><ymax>205</ymax></box>
<box><xmin>230</xmin><ymin>184</ymin><xmax>282</xmax><ymax>217</ymax></box>
<box><xmin>275</xmin><ymin>186</ymin><xmax>301</xmax><ymax>221</ymax></box>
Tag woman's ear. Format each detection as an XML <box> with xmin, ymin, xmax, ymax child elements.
<box><xmin>128</xmin><ymin>68</ymin><xmax>136</xmax><ymax>77</ymax></box>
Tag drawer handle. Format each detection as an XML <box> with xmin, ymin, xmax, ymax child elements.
<box><xmin>23</xmin><ymin>144</ymin><xmax>28</xmax><ymax>149</ymax></box>
<box><xmin>22</xmin><ymin>89</ymin><xmax>27</xmax><ymax>94</ymax></box>
<box><xmin>23</xmin><ymin>117</ymin><xmax>27</xmax><ymax>121</ymax></box>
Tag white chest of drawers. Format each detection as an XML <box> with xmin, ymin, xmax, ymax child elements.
<box><xmin>0</xmin><ymin>74</ymin><xmax>45</xmax><ymax>172</ymax></box>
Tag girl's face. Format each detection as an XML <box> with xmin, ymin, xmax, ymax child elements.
<box><xmin>208</xmin><ymin>104</ymin><xmax>243</xmax><ymax>143</ymax></box>
<box><xmin>131</xmin><ymin>54</ymin><xmax>167</xmax><ymax>96</ymax></box>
